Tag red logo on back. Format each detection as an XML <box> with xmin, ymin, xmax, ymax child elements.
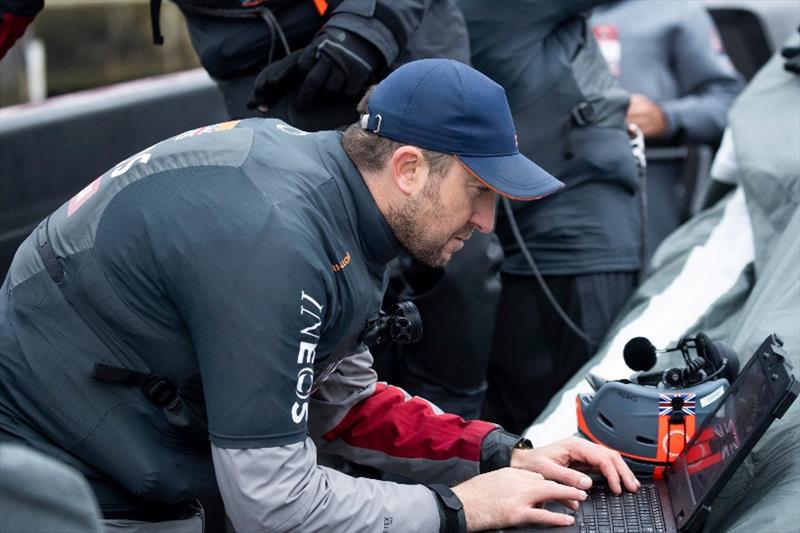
<box><xmin>67</xmin><ymin>177</ymin><xmax>101</xmax><ymax>217</ymax></box>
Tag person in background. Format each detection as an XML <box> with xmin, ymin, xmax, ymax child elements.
<box><xmin>458</xmin><ymin>0</ymin><xmax>642</xmax><ymax>434</ymax></box>
<box><xmin>591</xmin><ymin>0</ymin><xmax>743</xmax><ymax>261</ymax></box>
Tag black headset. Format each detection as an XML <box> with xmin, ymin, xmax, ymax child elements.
<box><xmin>624</xmin><ymin>332</ymin><xmax>740</xmax><ymax>388</ymax></box>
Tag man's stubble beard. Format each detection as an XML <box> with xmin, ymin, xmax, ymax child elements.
<box><xmin>386</xmin><ymin>180</ymin><xmax>470</xmax><ymax>268</ymax></box>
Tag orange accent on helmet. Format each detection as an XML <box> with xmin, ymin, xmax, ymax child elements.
<box><xmin>576</xmin><ymin>396</ymin><xmax>698</xmax><ymax>480</ymax></box>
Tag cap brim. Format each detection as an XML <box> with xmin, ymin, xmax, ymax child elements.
<box><xmin>457</xmin><ymin>153</ymin><xmax>564</xmax><ymax>200</ymax></box>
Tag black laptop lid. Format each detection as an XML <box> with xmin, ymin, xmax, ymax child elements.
<box><xmin>666</xmin><ymin>334</ymin><xmax>799</xmax><ymax>531</ymax></box>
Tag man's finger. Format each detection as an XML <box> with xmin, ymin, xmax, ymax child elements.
<box><xmin>580</xmin><ymin>439</ymin><xmax>639</xmax><ymax>492</ymax></box>
<box><xmin>596</xmin><ymin>456</ymin><xmax>623</xmax><ymax>494</ymax></box>
<box><xmin>526</xmin><ymin>480</ymin><xmax>587</xmax><ymax>505</ymax></box>
<box><xmin>609</xmin><ymin>448</ymin><xmax>640</xmax><ymax>492</ymax></box>
<box><xmin>533</xmin><ymin>459</ymin><xmax>593</xmax><ymax>490</ymax></box>
<box><xmin>558</xmin><ymin>498</ymin><xmax>580</xmax><ymax>511</ymax></box>
<box><xmin>523</xmin><ymin>507</ymin><xmax>576</xmax><ymax>527</ymax></box>
<box><xmin>567</xmin><ymin>439</ymin><xmax>630</xmax><ymax>494</ymax></box>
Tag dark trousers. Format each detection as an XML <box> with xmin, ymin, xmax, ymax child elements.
<box><xmin>482</xmin><ymin>271</ymin><xmax>636</xmax><ymax>434</ymax></box>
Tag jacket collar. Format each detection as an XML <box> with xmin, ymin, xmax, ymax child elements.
<box><xmin>314</xmin><ymin>131</ymin><xmax>402</xmax><ymax>271</ymax></box>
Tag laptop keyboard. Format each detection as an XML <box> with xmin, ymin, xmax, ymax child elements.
<box><xmin>576</xmin><ymin>483</ymin><xmax>666</xmax><ymax>533</ymax></box>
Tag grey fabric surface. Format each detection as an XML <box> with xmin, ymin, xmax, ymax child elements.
<box><xmin>0</xmin><ymin>443</ymin><xmax>103</xmax><ymax>533</ymax></box>
<box><xmin>703</xmin><ymin>35</ymin><xmax>800</xmax><ymax>533</ymax></box>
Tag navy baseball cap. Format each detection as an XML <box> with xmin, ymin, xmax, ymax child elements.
<box><xmin>359</xmin><ymin>59</ymin><xmax>564</xmax><ymax>200</ymax></box>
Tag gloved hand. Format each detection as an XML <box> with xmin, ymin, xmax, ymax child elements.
<box><xmin>248</xmin><ymin>27</ymin><xmax>384</xmax><ymax>112</ymax></box>
<box><xmin>247</xmin><ymin>49</ymin><xmax>305</xmax><ymax>112</ymax></box>
<box><xmin>781</xmin><ymin>27</ymin><xmax>800</xmax><ymax>75</ymax></box>
<box><xmin>295</xmin><ymin>27</ymin><xmax>384</xmax><ymax>109</ymax></box>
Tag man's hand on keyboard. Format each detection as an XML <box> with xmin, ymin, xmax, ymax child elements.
<box><xmin>510</xmin><ymin>436</ymin><xmax>641</xmax><ymax>495</ymax></box>
<box><xmin>451</xmin><ymin>468</ymin><xmax>586</xmax><ymax>531</ymax></box>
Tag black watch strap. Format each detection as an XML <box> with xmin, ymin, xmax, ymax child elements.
<box><xmin>481</xmin><ymin>428</ymin><xmax>532</xmax><ymax>472</ymax></box>
<box><xmin>428</xmin><ymin>484</ymin><xmax>467</xmax><ymax>533</ymax></box>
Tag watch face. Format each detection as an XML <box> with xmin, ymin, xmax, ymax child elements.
<box><xmin>515</xmin><ymin>438</ymin><xmax>533</xmax><ymax>449</ymax></box>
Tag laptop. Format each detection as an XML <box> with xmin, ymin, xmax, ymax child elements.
<box><xmin>512</xmin><ymin>333</ymin><xmax>799</xmax><ymax>533</ymax></box>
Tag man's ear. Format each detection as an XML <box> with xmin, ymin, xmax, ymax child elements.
<box><xmin>390</xmin><ymin>146</ymin><xmax>428</xmax><ymax>196</ymax></box>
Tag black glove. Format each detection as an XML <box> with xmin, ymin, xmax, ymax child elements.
<box><xmin>247</xmin><ymin>49</ymin><xmax>305</xmax><ymax>111</ymax></box>
<box><xmin>248</xmin><ymin>27</ymin><xmax>384</xmax><ymax>112</ymax></box>
<box><xmin>294</xmin><ymin>27</ymin><xmax>384</xmax><ymax>110</ymax></box>
<box><xmin>781</xmin><ymin>28</ymin><xmax>800</xmax><ymax>75</ymax></box>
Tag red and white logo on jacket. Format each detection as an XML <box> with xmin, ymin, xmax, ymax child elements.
<box><xmin>593</xmin><ymin>24</ymin><xmax>621</xmax><ymax>77</ymax></box>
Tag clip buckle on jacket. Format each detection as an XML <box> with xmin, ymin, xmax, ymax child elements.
<box><xmin>562</xmin><ymin>101</ymin><xmax>596</xmax><ymax>160</ymax></box>
<box><xmin>92</xmin><ymin>363</ymin><xmax>209</xmax><ymax>441</ymax></box>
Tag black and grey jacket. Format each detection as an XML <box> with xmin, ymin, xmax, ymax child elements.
<box><xmin>0</xmin><ymin>119</ymin><xmax>515</xmax><ymax>532</ymax></box>
<box><xmin>460</xmin><ymin>0</ymin><xmax>642</xmax><ymax>276</ymax></box>
<box><xmin>166</xmin><ymin>0</ymin><xmax>470</xmax><ymax>80</ymax></box>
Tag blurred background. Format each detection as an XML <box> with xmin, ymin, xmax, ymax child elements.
<box><xmin>2</xmin><ymin>0</ymin><xmax>799</xmax><ymax>107</ymax></box>
<box><xmin>2</xmin><ymin>0</ymin><xmax>799</xmax><ymax>108</ymax></box>
<box><xmin>0</xmin><ymin>0</ymin><xmax>199</xmax><ymax>107</ymax></box>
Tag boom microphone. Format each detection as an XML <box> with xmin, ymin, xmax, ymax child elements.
<box><xmin>623</xmin><ymin>337</ymin><xmax>658</xmax><ymax>371</ymax></box>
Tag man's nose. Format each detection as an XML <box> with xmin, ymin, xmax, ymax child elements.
<box><xmin>470</xmin><ymin>192</ymin><xmax>497</xmax><ymax>233</ymax></box>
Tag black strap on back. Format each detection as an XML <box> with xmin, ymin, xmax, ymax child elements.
<box><xmin>35</xmin><ymin>216</ymin><xmax>66</xmax><ymax>284</ymax></box>
<box><xmin>151</xmin><ymin>0</ymin><xmax>164</xmax><ymax>44</ymax></box>
<box><xmin>92</xmin><ymin>363</ymin><xmax>177</xmax><ymax>408</ymax></box>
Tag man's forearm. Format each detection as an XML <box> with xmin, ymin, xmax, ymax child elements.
<box><xmin>212</xmin><ymin>441</ymin><xmax>441</xmax><ymax>533</ymax></box>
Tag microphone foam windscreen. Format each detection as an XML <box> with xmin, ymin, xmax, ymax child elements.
<box><xmin>624</xmin><ymin>337</ymin><xmax>657</xmax><ymax>371</ymax></box>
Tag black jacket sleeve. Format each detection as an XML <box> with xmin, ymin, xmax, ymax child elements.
<box><xmin>325</xmin><ymin>0</ymin><xmax>432</xmax><ymax>67</ymax></box>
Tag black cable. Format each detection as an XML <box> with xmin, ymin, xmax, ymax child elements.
<box><xmin>259</xmin><ymin>6</ymin><xmax>291</xmax><ymax>65</ymax></box>
<box><xmin>501</xmin><ymin>197</ymin><xmax>598</xmax><ymax>347</ymax></box>
<box><xmin>501</xmin><ymin>126</ymin><xmax>647</xmax><ymax>350</ymax></box>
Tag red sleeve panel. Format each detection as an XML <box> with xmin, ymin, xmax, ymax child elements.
<box><xmin>322</xmin><ymin>382</ymin><xmax>497</xmax><ymax>461</ymax></box>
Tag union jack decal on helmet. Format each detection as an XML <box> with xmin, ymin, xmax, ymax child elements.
<box><xmin>659</xmin><ymin>393</ymin><xmax>696</xmax><ymax>416</ymax></box>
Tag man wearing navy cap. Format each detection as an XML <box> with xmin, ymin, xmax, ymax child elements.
<box><xmin>0</xmin><ymin>59</ymin><xmax>637</xmax><ymax>532</ymax></box>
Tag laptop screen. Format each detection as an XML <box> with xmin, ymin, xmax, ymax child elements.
<box><xmin>680</xmin><ymin>358</ymin><xmax>767</xmax><ymax>497</ymax></box>
<box><xmin>667</xmin><ymin>336</ymin><xmax>795</xmax><ymax>529</ymax></box>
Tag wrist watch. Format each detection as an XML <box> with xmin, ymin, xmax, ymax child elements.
<box><xmin>429</xmin><ymin>484</ymin><xmax>467</xmax><ymax>533</ymax></box>
<box><xmin>514</xmin><ymin>437</ymin><xmax>534</xmax><ymax>450</ymax></box>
